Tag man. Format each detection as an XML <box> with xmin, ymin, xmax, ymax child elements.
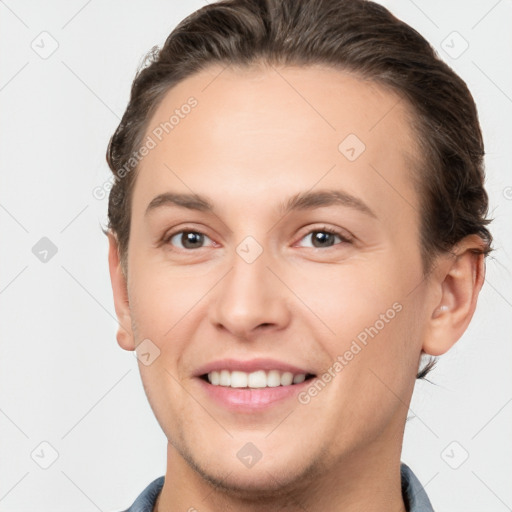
<box><xmin>105</xmin><ymin>0</ymin><xmax>493</xmax><ymax>510</ymax></box>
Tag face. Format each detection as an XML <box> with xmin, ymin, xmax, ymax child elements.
<box><xmin>112</xmin><ymin>64</ymin><xmax>434</xmax><ymax>494</ymax></box>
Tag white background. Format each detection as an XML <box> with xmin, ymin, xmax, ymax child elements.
<box><xmin>0</xmin><ymin>1</ymin><xmax>511</xmax><ymax>510</ymax></box>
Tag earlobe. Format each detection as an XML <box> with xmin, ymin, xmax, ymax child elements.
<box><xmin>107</xmin><ymin>231</ymin><xmax>136</xmax><ymax>351</ymax></box>
<box><xmin>422</xmin><ymin>236</ymin><xmax>486</xmax><ymax>356</ymax></box>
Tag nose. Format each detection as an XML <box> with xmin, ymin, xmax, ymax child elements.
<box><xmin>209</xmin><ymin>242</ymin><xmax>291</xmax><ymax>340</ymax></box>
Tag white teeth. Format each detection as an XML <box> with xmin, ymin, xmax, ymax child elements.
<box><xmin>292</xmin><ymin>373</ymin><xmax>306</xmax><ymax>384</ymax></box>
<box><xmin>280</xmin><ymin>371</ymin><xmax>293</xmax><ymax>386</ymax></box>
<box><xmin>266</xmin><ymin>370</ymin><xmax>281</xmax><ymax>387</ymax></box>
<box><xmin>219</xmin><ymin>369</ymin><xmax>231</xmax><ymax>386</ymax></box>
<box><xmin>206</xmin><ymin>369</ymin><xmax>309</xmax><ymax>388</ymax></box>
<box><xmin>248</xmin><ymin>370</ymin><xmax>267</xmax><ymax>388</ymax></box>
<box><xmin>230</xmin><ymin>371</ymin><xmax>248</xmax><ymax>388</ymax></box>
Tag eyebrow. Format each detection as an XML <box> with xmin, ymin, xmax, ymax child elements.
<box><xmin>144</xmin><ymin>189</ymin><xmax>377</xmax><ymax>219</ymax></box>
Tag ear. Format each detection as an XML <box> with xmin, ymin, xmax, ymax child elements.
<box><xmin>422</xmin><ymin>235</ymin><xmax>487</xmax><ymax>356</ymax></box>
<box><xmin>107</xmin><ymin>231</ymin><xmax>136</xmax><ymax>351</ymax></box>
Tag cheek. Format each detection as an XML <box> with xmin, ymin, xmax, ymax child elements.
<box><xmin>295</xmin><ymin>260</ymin><xmax>401</xmax><ymax>338</ymax></box>
<box><xmin>329</xmin><ymin>285</ymin><xmax>423</xmax><ymax>402</ymax></box>
<box><xmin>324</xmin><ymin>308</ymin><xmax>417</xmax><ymax>428</ymax></box>
<box><xmin>300</xmin><ymin>257</ymin><xmax>420</xmax><ymax>387</ymax></box>
<box><xmin>128</xmin><ymin>266</ymin><xmax>205</xmax><ymax>336</ymax></box>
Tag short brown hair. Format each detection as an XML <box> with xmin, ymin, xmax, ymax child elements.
<box><xmin>104</xmin><ymin>0</ymin><xmax>493</xmax><ymax>379</ymax></box>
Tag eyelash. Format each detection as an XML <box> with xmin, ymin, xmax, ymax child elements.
<box><xmin>162</xmin><ymin>225</ymin><xmax>353</xmax><ymax>251</ymax></box>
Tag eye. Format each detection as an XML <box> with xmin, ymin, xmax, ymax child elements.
<box><xmin>162</xmin><ymin>226</ymin><xmax>353</xmax><ymax>252</ymax></box>
<box><xmin>164</xmin><ymin>229</ymin><xmax>215</xmax><ymax>250</ymax></box>
<box><xmin>296</xmin><ymin>226</ymin><xmax>353</xmax><ymax>249</ymax></box>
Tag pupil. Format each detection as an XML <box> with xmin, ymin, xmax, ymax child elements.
<box><xmin>183</xmin><ymin>232</ymin><xmax>203</xmax><ymax>249</ymax></box>
<box><xmin>314</xmin><ymin>231</ymin><xmax>333</xmax><ymax>247</ymax></box>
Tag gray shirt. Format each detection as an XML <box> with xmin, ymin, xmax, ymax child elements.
<box><xmin>120</xmin><ymin>462</ymin><xmax>434</xmax><ymax>511</ymax></box>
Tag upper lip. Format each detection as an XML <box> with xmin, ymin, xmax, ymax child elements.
<box><xmin>194</xmin><ymin>358</ymin><xmax>315</xmax><ymax>377</ymax></box>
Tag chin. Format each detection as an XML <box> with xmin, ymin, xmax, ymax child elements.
<box><xmin>187</xmin><ymin>447</ymin><xmax>326</xmax><ymax>501</ymax></box>
<box><xmin>197</xmin><ymin>466</ymin><xmax>304</xmax><ymax>500</ymax></box>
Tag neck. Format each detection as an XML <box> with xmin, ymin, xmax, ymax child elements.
<box><xmin>155</xmin><ymin>423</ymin><xmax>408</xmax><ymax>512</ymax></box>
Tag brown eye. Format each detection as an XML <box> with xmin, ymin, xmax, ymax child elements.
<box><xmin>165</xmin><ymin>230</ymin><xmax>213</xmax><ymax>250</ymax></box>
<box><xmin>297</xmin><ymin>227</ymin><xmax>352</xmax><ymax>249</ymax></box>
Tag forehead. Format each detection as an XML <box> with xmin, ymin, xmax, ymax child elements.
<box><xmin>132</xmin><ymin>64</ymin><xmax>420</xmax><ymax>225</ymax></box>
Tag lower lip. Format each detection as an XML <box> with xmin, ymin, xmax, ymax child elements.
<box><xmin>196</xmin><ymin>376</ymin><xmax>314</xmax><ymax>412</ymax></box>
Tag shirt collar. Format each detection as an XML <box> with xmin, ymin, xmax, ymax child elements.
<box><xmin>401</xmin><ymin>462</ymin><xmax>435</xmax><ymax>511</ymax></box>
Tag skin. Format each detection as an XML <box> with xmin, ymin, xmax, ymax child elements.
<box><xmin>108</xmin><ymin>64</ymin><xmax>486</xmax><ymax>511</ymax></box>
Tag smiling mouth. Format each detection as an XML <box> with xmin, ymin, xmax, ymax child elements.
<box><xmin>199</xmin><ymin>372</ymin><xmax>316</xmax><ymax>388</ymax></box>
